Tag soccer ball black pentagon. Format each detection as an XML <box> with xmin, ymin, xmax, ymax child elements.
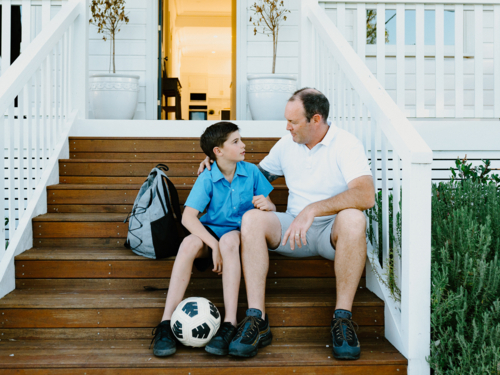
<box><xmin>170</xmin><ymin>297</ymin><xmax>221</xmax><ymax>347</ymax></box>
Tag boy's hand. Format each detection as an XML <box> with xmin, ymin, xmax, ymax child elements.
<box><xmin>252</xmin><ymin>195</ymin><xmax>274</xmax><ymax>211</ymax></box>
<box><xmin>198</xmin><ymin>156</ymin><xmax>213</xmax><ymax>175</ymax></box>
<box><xmin>212</xmin><ymin>245</ymin><xmax>223</xmax><ymax>275</ymax></box>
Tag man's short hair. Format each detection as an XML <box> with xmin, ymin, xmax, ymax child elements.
<box><xmin>289</xmin><ymin>88</ymin><xmax>329</xmax><ymax>123</ymax></box>
<box><xmin>200</xmin><ymin>121</ymin><xmax>240</xmax><ymax>161</ymax></box>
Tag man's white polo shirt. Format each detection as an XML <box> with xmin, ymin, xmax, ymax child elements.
<box><xmin>259</xmin><ymin>124</ymin><xmax>372</xmax><ymax>219</ymax></box>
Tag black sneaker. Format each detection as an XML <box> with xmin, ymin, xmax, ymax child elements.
<box><xmin>228</xmin><ymin>308</ymin><xmax>272</xmax><ymax>358</ymax></box>
<box><xmin>150</xmin><ymin>320</ymin><xmax>176</xmax><ymax>357</ymax></box>
<box><xmin>331</xmin><ymin>310</ymin><xmax>361</xmax><ymax>360</ymax></box>
<box><xmin>205</xmin><ymin>322</ymin><xmax>237</xmax><ymax>356</ymax></box>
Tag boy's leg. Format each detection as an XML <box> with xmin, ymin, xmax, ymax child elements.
<box><xmin>218</xmin><ymin>230</ymin><xmax>241</xmax><ymax>326</ymax></box>
<box><xmin>160</xmin><ymin>234</ymin><xmax>209</xmax><ymax>321</ymax></box>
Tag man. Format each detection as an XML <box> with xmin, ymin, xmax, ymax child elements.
<box><xmin>199</xmin><ymin>88</ymin><xmax>375</xmax><ymax>360</ymax></box>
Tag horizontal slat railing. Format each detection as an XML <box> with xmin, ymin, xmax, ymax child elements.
<box><xmin>0</xmin><ymin>0</ymin><xmax>87</xmax><ymax>298</ymax></box>
<box><xmin>319</xmin><ymin>0</ymin><xmax>500</xmax><ymax>119</ymax></box>
<box><xmin>304</xmin><ymin>1</ymin><xmax>432</xmax><ymax>374</ymax></box>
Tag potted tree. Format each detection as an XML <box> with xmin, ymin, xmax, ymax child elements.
<box><xmin>247</xmin><ymin>0</ymin><xmax>297</xmax><ymax>120</ymax></box>
<box><xmin>89</xmin><ymin>0</ymin><xmax>140</xmax><ymax>119</ymax></box>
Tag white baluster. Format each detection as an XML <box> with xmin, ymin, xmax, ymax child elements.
<box><xmin>494</xmin><ymin>5</ymin><xmax>500</xmax><ymax>118</ymax></box>
<box><xmin>25</xmin><ymin>79</ymin><xmax>33</xmax><ymax>200</ymax></box>
<box><xmin>0</xmin><ymin>114</ymin><xmax>5</xmax><ymax>253</ymax></box>
<box><xmin>17</xmin><ymin>89</ymin><xmax>26</xmax><ymax>219</ymax></box>
<box><xmin>362</xmin><ymin>105</ymin><xmax>369</xmax><ymax>155</ymax></box>
<box><xmin>370</xmin><ymin>117</ymin><xmax>379</xmax><ymax>259</ymax></box>
<box><xmin>336</xmin><ymin>62</ymin><xmax>341</xmax><ymax>128</ymax></box>
<box><xmin>21</xmin><ymin>0</ymin><xmax>32</xmax><ymax>53</ymax></box>
<box><xmin>381</xmin><ymin>133</ymin><xmax>389</xmax><ymax>266</ymax></box>
<box><xmin>376</xmin><ymin>3</ymin><xmax>386</xmax><ymax>89</ymax></box>
<box><xmin>55</xmin><ymin>40</ymin><xmax>61</xmax><ymax>136</ymax></box>
<box><xmin>356</xmin><ymin>3</ymin><xmax>366</xmax><ymax>61</ymax></box>
<box><xmin>474</xmin><ymin>5</ymin><xmax>483</xmax><ymax>118</ymax></box>
<box><xmin>347</xmin><ymin>81</ymin><xmax>353</xmax><ymax>134</ymax></box>
<box><xmin>354</xmin><ymin>93</ymin><xmax>361</xmax><ymax>141</ymax></box>
<box><xmin>47</xmin><ymin>49</ymin><xmax>54</xmax><ymax>151</ymax></box>
<box><xmin>396</xmin><ymin>3</ymin><xmax>405</xmax><ymax>113</ymax></box>
<box><xmin>7</xmin><ymin>103</ymin><xmax>15</xmax><ymax>235</ymax></box>
<box><xmin>393</xmin><ymin>150</ymin><xmax>401</xmax><ymax>288</ymax></box>
<box><xmin>41</xmin><ymin>58</ymin><xmax>48</xmax><ymax>168</ymax></box>
<box><xmin>435</xmin><ymin>4</ymin><xmax>445</xmax><ymax>118</ymax></box>
<box><xmin>455</xmin><ymin>5</ymin><xmax>464</xmax><ymax>118</ymax></box>
<box><xmin>337</xmin><ymin>2</ymin><xmax>346</xmax><ymax>37</ymax></box>
<box><xmin>42</xmin><ymin>0</ymin><xmax>51</xmax><ymax>28</ymax></box>
<box><xmin>34</xmin><ymin>68</ymin><xmax>41</xmax><ymax>181</ymax></box>
<box><xmin>415</xmin><ymin>4</ymin><xmax>425</xmax><ymax>117</ymax></box>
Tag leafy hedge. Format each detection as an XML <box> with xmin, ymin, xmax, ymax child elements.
<box><xmin>367</xmin><ymin>158</ymin><xmax>500</xmax><ymax>374</ymax></box>
<box><xmin>429</xmin><ymin>166</ymin><xmax>500</xmax><ymax>374</ymax></box>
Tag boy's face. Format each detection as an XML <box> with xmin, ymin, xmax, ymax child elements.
<box><xmin>215</xmin><ymin>131</ymin><xmax>246</xmax><ymax>162</ymax></box>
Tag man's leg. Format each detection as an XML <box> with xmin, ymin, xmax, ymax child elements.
<box><xmin>240</xmin><ymin>209</ymin><xmax>282</xmax><ymax>315</ymax></box>
<box><xmin>331</xmin><ymin>208</ymin><xmax>367</xmax><ymax>311</ymax></box>
<box><xmin>329</xmin><ymin>208</ymin><xmax>366</xmax><ymax>360</ymax></box>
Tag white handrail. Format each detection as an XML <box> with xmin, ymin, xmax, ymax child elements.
<box><xmin>304</xmin><ymin>1</ymin><xmax>432</xmax><ymax>374</ymax></box>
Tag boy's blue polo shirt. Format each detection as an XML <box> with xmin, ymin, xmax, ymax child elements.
<box><xmin>184</xmin><ymin>161</ymin><xmax>274</xmax><ymax>239</ymax></box>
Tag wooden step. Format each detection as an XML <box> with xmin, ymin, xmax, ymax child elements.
<box><xmin>0</xmin><ymin>288</ymin><xmax>383</xmax><ymax>328</ymax></box>
<box><xmin>59</xmin><ymin>176</ymin><xmax>287</xmax><ymax>185</ymax></box>
<box><xmin>68</xmin><ymin>137</ymin><xmax>279</xmax><ymax>153</ymax></box>
<box><xmin>0</xmin><ymin>337</ymin><xmax>406</xmax><ymax>373</ymax></box>
<box><xmin>15</xmin><ymin>247</ymin><xmax>353</xmax><ymax>279</ymax></box>
<box><xmin>46</xmin><ymin>184</ymin><xmax>289</xmax><ymax>205</ymax></box>
<box><xmin>70</xmin><ymin>151</ymin><xmax>267</xmax><ymax>161</ymax></box>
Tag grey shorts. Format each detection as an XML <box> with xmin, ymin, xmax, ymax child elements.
<box><xmin>269</xmin><ymin>212</ymin><xmax>336</xmax><ymax>260</ymax></box>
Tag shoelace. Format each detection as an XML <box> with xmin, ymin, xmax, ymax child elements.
<box><xmin>149</xmin><ymin>323</ymin><xmax>171</xmax><ymax>349</ymax></box>
<box><xmin>214</xmin><ymin>323</ymin><xmax>234</xmax><ymax>342</ymax></box>
<box><xmin>331</xmin><ymin>318</ymin><xmax>359</xmax><ymax>343</ymax></box>
<box><xmin>235</xmin><ymin>316</ymin><xmax>259</xmax><ymax>340</ymax></box>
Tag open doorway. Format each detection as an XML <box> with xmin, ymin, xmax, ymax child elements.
<box><xmin>159</xmin><ymin>0</ymin><xmax>235</xmax><ymax>121</ymax></box>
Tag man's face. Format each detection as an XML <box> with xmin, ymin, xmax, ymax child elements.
<box><xmin>285</xmin><ymin>100</ymin><xmax>311</xmax><ymax>145</ymax></box>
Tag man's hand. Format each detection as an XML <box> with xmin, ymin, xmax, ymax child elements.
<box><xmin>252</xmin><ymin>195</ymin><xmax>275</xmax><ymax>211</ymax></box>
<box><xmin>282</xmin><ymin>207</ymin><xmax>315</xmax><ymax>251</ymax></box>
<box><xmin>212</xmin><ymin>244</ymin><xmax>223</xmax><ymax>275</ymax></box>
<box><xmin>198</xmin><ymin>156</ymin><xmax>213</xmax><ymax>175</ymax></box>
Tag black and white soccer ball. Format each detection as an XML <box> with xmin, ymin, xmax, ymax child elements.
<box><xmin>170</xmin><ymin>297</ymin><xmax>221</xmax><ymax>347</ymax></box>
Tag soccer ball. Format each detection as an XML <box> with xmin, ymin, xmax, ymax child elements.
<box><xmin>170</xmin><ymin>297</ymin><xmax>221</xmax><ymax>347</ymax></box>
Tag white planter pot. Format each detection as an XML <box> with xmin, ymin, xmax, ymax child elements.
<box><xmin>247</xmin><ymin>74</ymin><xmax>297</xmax><ymax>120</ymax></box>
<box><xmin>90</xmin><ymin>73</ymin><xmax>140</xmax><ymax>119</ymax></box>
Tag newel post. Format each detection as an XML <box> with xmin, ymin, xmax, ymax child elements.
<box><xmin>401</xmin><ymin>160</ymin><xmax>432</xmax><ymax>374</ymax></box>
<box><xmin>70</xmin><ymin>0</ymin><xmax>89</xmax><ymax>119</ymax></box>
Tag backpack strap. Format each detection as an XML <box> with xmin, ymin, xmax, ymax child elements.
<box><xmin>155</xmin><ymin>163</ymin><xmax>170</xmax><ymax>173</ymax></box>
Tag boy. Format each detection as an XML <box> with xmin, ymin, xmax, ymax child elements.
<box><xmin>151</xmin><ymin>122</ymin><xmax>275</xmax><ymax>357</ymax></box>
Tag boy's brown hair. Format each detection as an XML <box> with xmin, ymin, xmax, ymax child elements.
<box><xmin>200</xmin><ymin>122</ymin><xmax>240</xmax><ymax>161</ymax></box>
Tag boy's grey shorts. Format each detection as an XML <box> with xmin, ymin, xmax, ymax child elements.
<box><xmin>269</xmin><ymin>212</ymin><xmax>336</xmax><ymax>260</ymax></box>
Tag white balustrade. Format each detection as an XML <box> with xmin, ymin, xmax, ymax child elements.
<box><xmin>304</xmin><ymin>1</ymin><xmax>433</xmax><ymax>373</ymax></box>
<box><xmin>320</xmin><ymin>0</ymin><xmax>499</xmax><ymax>119</ymax></box>
<box><xmin>0</xmin><ymin>0</ymin><xmax>87</xmax><ymax>298</ymax></box>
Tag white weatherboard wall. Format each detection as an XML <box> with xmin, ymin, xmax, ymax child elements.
<box><xmin>88</xmin><ymin>0</ymin><xmax>156</xmax><ymax>120</ymax></box>
<box><xmin>238</xmin><ymin>0</ymin><xmax>300</xmax><ymax>120</ymax></box>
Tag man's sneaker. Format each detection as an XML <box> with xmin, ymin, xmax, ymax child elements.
<box><xmin>331</xmin><ymin>309</ymin><xmax>361</xmax><ymax>360</ymax></box>
<box><xmin>150</xmin><ymin>320</ymin><xmax>176</xmax><ymax>357</ymax></box>
<box><xmin>205</xmin><ymin>322</ymin><xmax>237</xmax><ymax>356</ymax></box>
<box><xmin>228</xmin><ymin>308</ymin><xmax>272</xmax><ymax>358</ymax></box>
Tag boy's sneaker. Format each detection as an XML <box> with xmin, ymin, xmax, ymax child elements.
<box><xmin>331</xmin><ymin>309</ymin><xmax>361</xmax><ymax>360</ymax></box>
<box><xmin>151</xmin><ymin>320</ymin><xmax>176</xmax><ymax>357</ymax></box>
<box><xmin>205</xmin><ymin>322</ymin><xmax>237</xmax><ymax>356</ymax></box>
<box><xmin>228</xmin><ymin>308</ymin><xmax>272</xmax><ymax>358</ymax></box>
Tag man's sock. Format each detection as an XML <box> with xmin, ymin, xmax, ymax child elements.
<box><xmin>334</xmin><ymin>309</ymin><xmax>352</xmax><ymax>320</ymax></box>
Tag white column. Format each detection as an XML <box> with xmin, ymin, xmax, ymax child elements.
<box><xmin>455</xmin><ymin>5</ymin><xmax>464</xmax><ymax>118</ymax></box>
<box><xmin>401</xmin><ymin>160</ymin><xmax>432</xmax><ymax>375</ymax></box>
<box><xmin>495</xmin><ymin>5</ymin><xmax>500</xmax><ymax>118</ymax></box>
<box><xmin>396</xmin><ymin>4</ymin><xmax>405</xmax><ymax>113</ymax></box>
<box><xmin>2</xmin><ymin>0</ymin><xmax>12</xmax><ymax>75</ymax></box>
<box><xmin>376</xmin><ymin>3</ymin><xmax>385</xmax><ymax>88</ymax></box>
<box><xmin>356</xmin><ymin>3</ymin><xmax>366</xmax><ymax>61</ymax></box>
<box><xmin>69</xmin><ymin>0</ymin><xmax>88</xmax><ymax>119</ymax></box>
<box><xmin>300</xmin><ymin>0</ymin><xmax>318</xmax><ymax>88</ymax></box>
<box><xmin>435</xmin><ymin>4</ymin><xmax>444</xmax><ymax>118</ymax></box>
<box><xmin>474</xmin><ymin>5</ymin><xmax>483</xmax><ymax>118</ymax></box>
<box><xmin>415</xmin><ymin>4</ymin><xmax>425</xmax><ymax>117</ymax></box>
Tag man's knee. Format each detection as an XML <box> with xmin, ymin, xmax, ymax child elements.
<box><xmin>332</xmin><ymin>209</ymin><xmax>366</xmax><ymax>243</ymax></box>
<box><xmin>241</xmin><ymin>209</ymin><xmax>268</xmax><ymax>235</ymax></box>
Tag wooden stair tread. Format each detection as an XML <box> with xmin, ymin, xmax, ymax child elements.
<box><xmin>0</xmin><ymin>288</ymin><xmax>383</xmax><ymax>308</ymax></box>
<box><xmin>16</xmin><ymin>248</ymin><xmax>326</xmax><ymax>261</ymax></box>
<box><xmin>47</xmin><ymin>184</ymin><xmax>288</xmax><ymax>190</ymax></box>
<box><xmin>0</xmin><ymin>338</ymin><xmax>406</xmax><ymax>369</ymax></box>
<box><xmin>33</xmin><ymin>213</ymin><xmax>131</xmax><ymax>222</ymax></box>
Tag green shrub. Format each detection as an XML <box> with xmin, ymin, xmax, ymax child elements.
<box><xmin>429</xmin><ymin>180</ymin><xmax>500</xmax><ymax>374</ymax></box>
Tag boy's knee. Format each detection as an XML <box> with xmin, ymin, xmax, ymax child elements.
<box><xmin>178</xmin><ymin>235</ymin><xmax>203</xmax><ymax>258</ymax></box>
<box><xmin>219</xmin><ymin>233</ymin><xmax>240</xmax><ymax>255</ymax></box>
